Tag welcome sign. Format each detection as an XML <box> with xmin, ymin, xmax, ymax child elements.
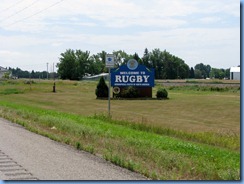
<box><xmin>111</xmin><ymin>59</ymin><xmax>155</xmax><ymax>87</ymax></box>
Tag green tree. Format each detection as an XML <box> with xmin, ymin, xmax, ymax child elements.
<box><xmin>75</xmin><ymin>50</ymin><xmax>90</xmax><ymax>80</ymax></box>
<box><xmin>177</xmin><ymin>59</ymin><xmax>190</xmax><ymax>79</ymax></box>
<box><xmin>3</xmin><ymin>72</ymin><xmax>10</xmax><ymax>79</ymax></box>
<box><xmin>225</xmin><ymin>69</ymin><xmax>230</xmax><ymax>79</ymax></box>
<box><xmin>162</xmin><ymin>51</ymin><xmax>174</xmax><ymax>79</ymax></box>
<box><xmin>210</xmin><ymin>68</ymin><xmax>226</xmax><ymax>79</ymax></box>
<box><xmin>194</xmin><ymin>69</ymin><xmax>203</xmax><ymax>79</ymax></box>
<box><xmin>194</xmin><ymin>63</ymin><xmax>211</xmax><ymax>78</ymax></box>
<box><xmin>189</xmin><ymin>67</ymin><xmax>195</xmax><ymax>78</ymax></box>
<box><xmin>57</xmin><ymin>49</ymin><xmax>95</xmax><ymax>80</ymax></box>
<box><xmin>142</xmin><ymin>48</ymin><xmax>152</xmax><ymax>68</ymax></box>
<box><xmin>113</xmin><ymin>50</ymin><xmax>131</xmax><ymax>67</ymax></box>
<box><xmin>149</xmin><ymin>49</ymin><xmax>189</xmax><ymax>79</ymax></box>
<box><xmin>95</xmin><ymin>77</ymin><xmax>108</xmax><ymax>98</ymax></box>
<box><xmin>88</xmin><ymin>54</ymin><xmax>104</xmax><ymax>75</ymax></box>
<box><xmin>150</xmin><ymin>48</ymin><xmax>164</xmax><ymax>79</ymax></box>
<box><xmin>31</xmin><ymin>70</ymin><xmax>35</xmax><ymax>78</ymax></box>
<box><xmin>133</xmin><ymin>52</ymin><xmax>142</xmax><ymax>64</ymax></box>
<box><xmin>57</xmin><ymin>49</ymin><xmax>77</xmax><ymax>80</ymax></box>
<box><xmin>97</xmin><ymin>51</ymin><xmax>107</xmax><ymax>72</ymax></box>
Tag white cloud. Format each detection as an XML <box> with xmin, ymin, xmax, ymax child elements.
<box><xmin>0</xmin><ymin>0</ymin><xmax>240</xmax><ymax>32</ymax></box>
<box><xmin>0</xmin><ymin>49</ymin><xmax>28</xmax><ymax>69</ymax></box>
<box><xmin>199</xmin><ymin>16</ymin><xmax>222</xmax><ymax>24</ymax></box>
<box><xmin>0</xmin><ymin>50</ymin><xmax>23</xmax><ymax>58</ymax></box>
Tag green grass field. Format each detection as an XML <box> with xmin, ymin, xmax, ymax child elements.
<box><xmin>0</xmin><ymin>79</ymin><xmax>240</xmax><ymax>180</ymax></box>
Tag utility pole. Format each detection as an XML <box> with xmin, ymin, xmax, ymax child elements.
<box><xmin>29</xmin><ymin>71</ymin><xmax>31</xmax><ymax>90</ymax></box>
<box><xmin>53</xmin><ymin>62</ymin><xmax>56</xmax><ymax>93</ymax></box>
<box><xmin>47</xmin><ymin>63</ymin><xmax>49</xmax><ymax>79</ymax></box>
<box><xmin>53</xmin><ymin>63</ymin><xmax>55</xmax><ymax>80</ymax></box>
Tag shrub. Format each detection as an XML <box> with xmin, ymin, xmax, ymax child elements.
<box><xmin>156</xmin><ymin>88</ymin><xmax>168</xmax><ymax>99</ymax></box>
<box><xmin>95</xmin><ymin>77</ymin><xmax>108</xmax><ymax>98</ymax></box>
<box><xmin>0</xmin><ymin>88</ymin><xmax>23</xmax><ymax>95</ymax></box>
<box><xmin>24</xmin><ymin>80</ymin><xmax>35</xmax><ymax>84</ymax></box>
<box><xmin>119</xmin><ymin>86</ymin><xmax>139</xmax><ymax>98</ymax></box>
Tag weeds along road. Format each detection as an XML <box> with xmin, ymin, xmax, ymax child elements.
<box><xmin>0</xmin><ymin>118</ymin><xmax>147</xmax><ymax>180</ymax></box>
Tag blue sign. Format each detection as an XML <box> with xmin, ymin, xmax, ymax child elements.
<box><xmin>111</xmin><ymin>60</ymin><xmax>155</xmax><ymax>87</ymax></box>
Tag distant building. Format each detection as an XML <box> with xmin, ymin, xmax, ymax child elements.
<box><xmin>230</xmin><ymin>67</ymin><xmax>240</xmax><ymax>80</ymax></box>
<box><xmin>0</xmin><ymin>66</ymin><xmax>11</xmax><ymax>78</ymax></box>
<box><xmin>83</xmin><ymin>73</ymin><xmax>109</xmax><ymax>81</ymax></box>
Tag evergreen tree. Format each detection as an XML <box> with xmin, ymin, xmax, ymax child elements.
<box><xmin>95</xmin><ymin>77</ymin><xmax>108</xmax><ymax>98</ymax></box>
<box><xmin>142</xmin><ymin>48</ymin><xmax>151</xmax><ymax>68</ymax></box>
<box><xmin>133</xmin><ymin>52</ymin><xmax>142</xmax><ymax>64</ymax></box>
<box><xmin>189</xmin><ymin>67</ymin><xmax>195</xmax><ymax>78</ymax></box>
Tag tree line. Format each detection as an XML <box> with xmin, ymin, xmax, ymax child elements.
<box><xmin>56</xmin><ymin>48</ymin><xmax>230</xmax><ymax>80</ymax></box>
<box><xmin>8</xmin><ymin>67</ymin><xmax>58</xmax><ymax>79</ymax></box>
<box><xmin>7</xmin><ymin>48</ymin><xmax>231</xmax><ymax>80</ymax></box>
<box><xmin>57</xmin><ymin>48</ymin><xmax>190</xmax><ymax>80</ymax></box>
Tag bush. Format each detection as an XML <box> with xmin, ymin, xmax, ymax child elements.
<box><xmin>114</xmin><ymin>86</ymin><xmax>139</xmax><ymax>98</ymax></box>
<box><xmin>120</xmin><ymin>86</ymin><xmax>139</xmax><ymax>98</ymax></box>
<box><xmin>24</xmin><ymin>80</ymin><xmax>35</xmax><ymax>84</ymax></box>
<box><xmin>95</xmin><ymin>77</ymin><xmax>108</xmax><ymax>98</ymax></box>
<box><xmin>156</xmin><ymin>88</ymin><xmax>168</xmax><ymax>99</ymax></box>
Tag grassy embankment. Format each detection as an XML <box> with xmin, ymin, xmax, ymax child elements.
<box><xmin>0</xmin><ymin>79</ymin><xmax>240</xmax><ymax>180</ymax></box>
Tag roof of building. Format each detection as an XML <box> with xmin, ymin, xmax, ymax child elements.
<box><xmin>0</xmin><ymin>66</ymin><xmax>9</xmax><ymax>72</ymax></box>
<box><xmin>230</xmin><ymin>67</ymin><xmax>240</xmax><ymax>73</ymax></box>
<box><xmin>83</xmin><ymin>73</ymin><xmax>108</xmax><ymax>79</ymax></box>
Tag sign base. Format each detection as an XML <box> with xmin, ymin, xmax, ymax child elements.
<box><xmin>113</xmin><ymin>86</ymin><xmax>152</xmax><ymax>98</ymax></box>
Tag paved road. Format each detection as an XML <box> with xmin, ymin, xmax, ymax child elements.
<box><xmin>0</xmin><ymin>118</ymin><xmax>147</xmax><ymax>180</ymax></box>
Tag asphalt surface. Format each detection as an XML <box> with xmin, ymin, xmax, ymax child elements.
<box><xmin>0</xmin><ymin>118</ymin><xmax>147</xmax><ymax>180</ymax></box>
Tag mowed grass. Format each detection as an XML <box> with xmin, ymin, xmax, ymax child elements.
<box><xmin>0</xmin><ymin>79</ymin><xmax>240</xmax><ymax>180</ymax></box>
<box><xmin>0</xmin><ymin>79</ymin><xmax>239</xmax><ymax>133</ymax></box>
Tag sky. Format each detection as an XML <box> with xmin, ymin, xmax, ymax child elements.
<box><xmin>0</xmin><ymin>0</ymin><xmax>240</xmax><ymax>72</ymax></box>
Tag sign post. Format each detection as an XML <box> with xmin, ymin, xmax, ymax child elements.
<box><xmin>105</xmin><ymin>54</ymin><xmax>115</xmax><ymax>116</ymax></box>
<box><xmin>108</xmin><ymin>67</ymin><xmax>111</xmax><ymax>116</ymax></box>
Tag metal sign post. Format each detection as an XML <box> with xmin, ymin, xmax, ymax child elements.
<box><xmin>105</xmin><ymin>54</ymin><xmax>115</xmax><ymax>117</ymax></box>
<box><xmin>108</xmin><ymin>67</ymin><xmax>111</xmax><ymax>116</ymax></box>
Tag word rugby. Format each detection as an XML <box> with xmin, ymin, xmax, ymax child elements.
<box><xmin>115</xmin><ymin>75</ymin><xmax>150</xmax><ymax>85</ymax></box>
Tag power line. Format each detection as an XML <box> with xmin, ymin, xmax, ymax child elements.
<box><xmin>0</xmin><ymin>0</ymin><xmax>27</xmax><ymax>14</ymax></box>
<box><xmin>0</xmin><ymin>0</ymin><xmax>40</xmax><ymax>23</ymax></box>
<box><xmin>10</xmin><ymin>63</ymin><xmax>47</xmax><ymax>68</ymax></box>
<box><xmin>3</xmin><ymin>0</ymin><xmax>65</xmax><ymax>27</ymax></box>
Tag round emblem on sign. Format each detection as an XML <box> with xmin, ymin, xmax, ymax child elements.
<box><xmin>108</xmin><ymin>57</ymin><xmax>112</xmax><ymax>62</ymax></box>
<box><xmin>127</xmin><ymin>59</ymin><xmax>138</xmax><ymax>70</ymax></box>
<box><xmin>113</xmin><ymin>87</ymin><xmax>120</xmax><ymax>94</ymax></box>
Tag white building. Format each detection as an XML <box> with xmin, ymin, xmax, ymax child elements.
<box><xmin>230</xmin><ymin>67</ymin><xmax>240</xmax><ymax>80</ymax></box>
<box><xmin>0</xmin><ymin>66</ymin><xmax>10</xmax><ymax>78</ymax></box>
<box><xmin>83</xmin><ymin>73</ymin><xmax>109</xmax><ymax>81</ymax></box>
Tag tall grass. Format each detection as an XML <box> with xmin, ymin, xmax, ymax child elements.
<box><xmin>91</xmin><ymin>114</ymin><xmax>240</xmax><ymax>151</ymax></box>
<box><xmin>0</xmin><ymin>88</ymin><xmax>24</xmax><ymax>95</ymax></box>
<box><xmin>167</xmin><ymin>85</ymin><xmax>240</xmax><ymax>92</ymax></box>
<box><xmin>0</xmin><ymin>101</ymin><xmax>240</xmax><ymax>180</ymax></box>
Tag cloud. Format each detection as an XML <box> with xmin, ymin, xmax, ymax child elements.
<box><xmin>51</xmin><ymin>42</ymin><xmax>63</xmax><ymax>47</ymax></box>
<box><xmin>199</xmin><ymin>16</ymin><xmax>222</xmax><ymax>24</ymax></box>
<box><xmin>0</xmin><ymin>49</ymin><xmax>28</xmax><ymax>68</ymax></box>
<box><xmin>1</xmin><ymin>0</ymin><xmax>238</xmax><ymax>32</ymax></box>
<box><xmin>0</xmin><ymin>50</ymin><xmax>23</xmax><ymax>57</ymax></box>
